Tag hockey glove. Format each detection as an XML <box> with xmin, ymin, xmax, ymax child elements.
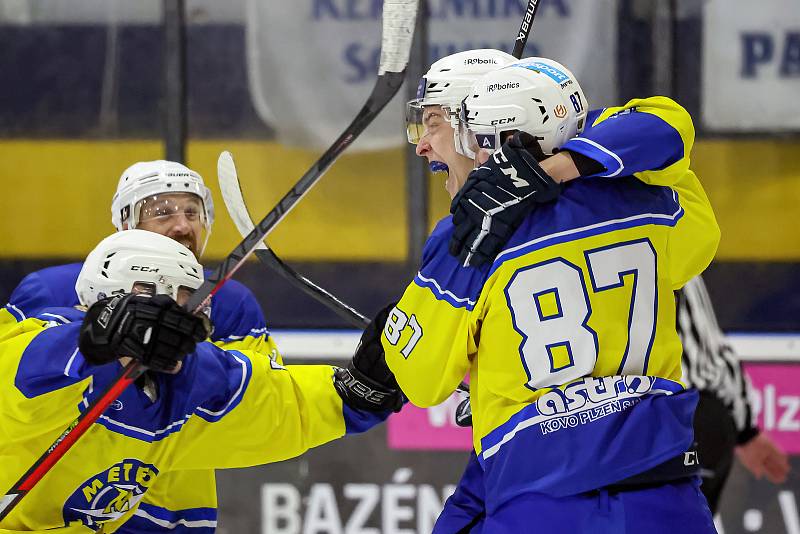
<box><xmin>79</xmin><ymin>293</ymin><xmax>211</xmax><ymax>373</ymax></box>
<box><xmin>334</xmin><ymin>303</ymin><xmax>405</xmax><ymax>413</ymax></box>
<box><xmin>449</xmin><ymin>131</ymin><xmax>561</xmax><ymax>268</ymax></box>
<box><xmin>455</xmin><ymin>394</ymin><xmax>472</xmax><ymax>427</ymax></box>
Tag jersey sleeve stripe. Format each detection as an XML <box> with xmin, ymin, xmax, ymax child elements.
<box><xmin>491</xmin><ymin>204</ymin><xmax>685</xmax><ymax>277</ymax></box>
<box><xmin>195</xmin><ymin>351</ymin><xmax>251</xmax><ymax>420</ymax></box>
<box><xmin>96</xmin><ymin>413</ymin><xmax>192</xmax><ymax>441</ymax></box>
<box><xmin>3</xmin><ymin>303</ymin><xmax>26</xmax><ymax>321</ymax></box>
<box><xmin>132</xmin><ymin>503</ymin><xmax>218</xmax><ymax>530</ymax></box>
<box><xmin>63</xmin><ymin>348</ymin><xmax>80</xmax><ymax>377</ymax></box>
<box><xmin>40</xmin><ymin>312</ymin><xmax>72</xmax><ymax>324</ymax></box>
<box><xmin>413</xmin><ymin>272</ymin><xmax>477</xmax><ymax>310</ymax></box>
<box><xmin>563</xmin><ymin>137</ymin><xmax>625</xmax><ymax>177</ymax></box>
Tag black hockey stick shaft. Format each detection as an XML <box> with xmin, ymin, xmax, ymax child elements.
<box><xmin>217</xmin><ymin>151</ymin><xmax>370</xmax><ymax>328</ymax></box>
<box><xmin>185</xmin><ymin>71</ymin><xmax>408</xmax><ymax>315</ymax></box>
<box><xmin>185</xmin><ymin>0</ymin><xmax>418</xmax><ymax>313</ymax></box>
<box><xmin>512</xmin><ymin>0</ymin><xmax>542</xmax><ymax>59</ymax></box>
<box><xmin>256</xmin><ymin>248</ymin><xmax>469</xmax><ymax>392</ymax></box>
<box><xmin>217</xmin><ymin>153</ymin><xmax>468</xmax><ymax>392</ymax></box>
<box><xmin>257</xmin><ymin>248</ymin><xmax>369</xmax><ymax>328</ymax></box>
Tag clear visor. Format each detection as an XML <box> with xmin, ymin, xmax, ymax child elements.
<box><xmin>133</xmin><ymin>192</ymin><xmax>210</xmax><ymax>256</ymax></box>
<box><xmin>455</xmin><ymin>101</ymin><xmax>501</xmax><ymax>159</ymax></box>
<box><xmin>131</xmin><ymin>280</ymin><xmax>190</xmax><ymax>301</ymax></box>
<box><xmin>405</xmin><ymin>100</ymin><xmax>458</xmax><ymax>144</ymax></box>
<box><xmin>131</xmin><ymin>281</ymin><xmax>210</xmax><ymax>316</ymax></box>
<box><xmin>134</xmin><ymin>192</ymin><xmax>208</xmax><ymax>228</ymax></box>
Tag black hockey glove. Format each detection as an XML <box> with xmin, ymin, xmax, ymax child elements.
<box><xmin>79</xmin><ymin>293</ymin><xmax>211</xmax><ymax>373</ymax></box>
<box><xmin>334</xmin><ymin>303</ymin><xmax>405</xmax><ymax>413</ymax></box>
<box><xmin>455</xmin><ymin>394</ymin><xmax>472</xmax><ymax>427</ymax></box>
<box><xmin>449</xmin><ymin>131</ymin><xmax>561</xmax><ymax>268</ymax></box>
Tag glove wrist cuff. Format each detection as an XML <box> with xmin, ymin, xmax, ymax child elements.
<box><xmin>334</xmin><ymin>365</ymin><xmax>403</xmax><ymax>413</ymax></box>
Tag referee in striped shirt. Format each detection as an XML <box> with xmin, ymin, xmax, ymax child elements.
<box><xmin>679</xmin><ymin>275</ymin><xmax>790</xmax><ymax>512</ymax></box>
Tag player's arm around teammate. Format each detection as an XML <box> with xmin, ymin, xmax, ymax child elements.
<box><xmin>450</xmin><ymin>93</ymin><xmax>717</xmax><ymax>268</ymax></box>
<box><xmin>0</xmin><ymin>231</ymin><xmax>400</xmax><ymax>532</ymax></box>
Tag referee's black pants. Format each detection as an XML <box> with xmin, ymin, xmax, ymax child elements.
<box><xmin>693</xmin><ymin>390</ymin><xmax>738</xmax><ymax>513</ymax></box>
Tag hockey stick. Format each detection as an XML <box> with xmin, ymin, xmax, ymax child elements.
<box><xmin>218</xmin><ymin>151</ymin><xmax>369</xmax><ymax>329</ymax></box>
<box><xmin>0</xmin><ymin>0</ymin><xmax>418</xmax><ymax>519</ymax></box>
<box><xmin>512</xmin><ymin>0</ymin><xmax>542</xmax><ymax>59</ymax></box>
<box><xmin>218</xmin><ymin>152</ymin><xmax>470</xmax><ymax>394</ymax></box>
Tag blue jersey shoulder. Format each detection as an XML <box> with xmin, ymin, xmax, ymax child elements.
<box><xmin>414</xmin><ymin>217</ymin><xmax>490</xmax><ymax>311</ymax></box>
<box><xmin>492</xmin><ymin>176</ymin><xmax>682</xmax><ymax>274</ymax></box>
<box><xmin>206</xmin><ymin>274</ymin><xmax>268</xmax><ymax>343</ymax></box>
<box><xmin>6</xmin><ymin>263</ymin><xmax>83</xmax><ymax>319</ymax></box>
<box><xmin>5</xmin><ymin>262</ymin><xmax>266</xmax><ymax>342</ymax></box>
<box><xmin>563</xmin><ymin>106</ymin><xmax>684</xmax><ymax>178</ymax></box>
<box><xmin>15</xmin><ymin>315</ymin><xmax>256</xmax><ymax>442</ymax></box>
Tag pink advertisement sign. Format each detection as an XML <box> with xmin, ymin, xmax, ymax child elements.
<box><xmin>387</xmin><ymin>364</ymin><xmax>800</xmax><ymax>452</ymax></box>
<box><xmin>387</xmin><ymin>392</ymin><xmax>473</xmax><ymax>450</ymax></box>
<box><xmin>743</xmin><ymin>363</ymin><xmax>800</xmax><ymax>454</ymax></box>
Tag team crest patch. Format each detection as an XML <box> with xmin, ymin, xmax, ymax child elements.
<box><xmin>63</xmin><ymin>459</ymin><xmax>159</xmax><ymax>528</ymax></box>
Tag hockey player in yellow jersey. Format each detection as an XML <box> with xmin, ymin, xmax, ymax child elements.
<box><xmin>0</xmin><ymin>230</ymin><xmax>402</xmax><ymax>532</ymax></box>
<box><xmin>387</xmin><ymin>57</ymin><xmax>720</xmax><ymax>533</ymax></box>
<box><xmin>0</xmin><ymin>160</ymin><xmax>273</xmax><ymax>532</ymax></box>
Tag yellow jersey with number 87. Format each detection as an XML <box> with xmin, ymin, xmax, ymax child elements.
<box><xmin>383</xmin><ymin>97</ymin><xmax>719</xmax><ymax>511</ymax></box>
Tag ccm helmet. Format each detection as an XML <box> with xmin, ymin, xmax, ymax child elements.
<box><xmin>406</xmin><ymin>49</ymin><xmax>517</xmax><ymax>145</ymax></box>
<box><xmin>457</xmin><ymin>57</ymin><xmax>588</xmax><ymax>158</ymax></box>
<box><xmin>76</xmin><ymin>229</ymin><xmax>204</xmax><ymax>308</ymax></box>
<box><xmin>110</xmin><ymin>160</ymin><xmax>215</xmax><ymax>255</ymax></box>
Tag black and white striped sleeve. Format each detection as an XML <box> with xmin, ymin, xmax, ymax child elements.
<box><xmin>677</xmin><ymin>275</ymin><xmax>759</xmax><ymax>444</ymax></box>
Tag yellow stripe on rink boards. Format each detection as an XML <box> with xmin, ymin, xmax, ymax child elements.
<box><xmin>0</xmin><ymin>139</ymin><xmax>798</xmax><ymax>261</ymax></box>
<box><xmin>690</xmin><ymin>139</ymin><xmax>800</xmax><ymax>261</ymax></box>
<box><xmin>0</xmin><ymin>140</ymin><xmax>408</xmax><ymax>261</ymax></box>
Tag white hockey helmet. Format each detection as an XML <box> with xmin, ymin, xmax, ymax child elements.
<box><xmin>110</xmin><ymin>160</ymin><xmax>215</xmax><ymax>255</ymax></box>
<box><xmin>457</xmin><ymin>57</ymin><xmax>588</xmax><ymax>158</ymax></box>
<box><xmin>76</xmin><ymin>229</ymin><xmax>204</xmax><ymax>308</ymax></box>
<box><xmin>405</xmin><ymin>49</ymin><xmax>517</xmax><ymax>145</ymax></box>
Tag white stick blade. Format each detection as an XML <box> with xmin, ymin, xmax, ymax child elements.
<box><xmin>217</xmin><ymin>151</ymin><xmax>267</xmax><ymax>251</ymax></box>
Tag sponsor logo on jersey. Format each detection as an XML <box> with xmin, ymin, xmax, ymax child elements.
<box><xmin>554</xmin><ymin>105</ymin><xmax>567</xmax><ymax>118</ymax></box>
<box><xmin>486</xmin><ymin>81</ymin><xmax>520</xmax><ymax>93</ymax></box>
<box><xmin>521</xmin><ymin>61</ymin><xmax>571</xmax><ymax>85</ymax></box>
<box><xmin>536</xmin><ymin>376</ymin><xmax>656</xmax><ymax>419</ymax></box>
<box><xmin>63</xmin><ymin>459</ymin><xmax>159</xmax><ymax>528</ymax></box>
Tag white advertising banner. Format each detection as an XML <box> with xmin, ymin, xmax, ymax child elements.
<box><xmin>246</xmin><ymin>0</ymin><xmax>618</xmax><ymax>150</ymax></box>
<box><xmin>702</xmin><ymin>0</ymin><xmax>800</xmax><ymax>131</ymax></box>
